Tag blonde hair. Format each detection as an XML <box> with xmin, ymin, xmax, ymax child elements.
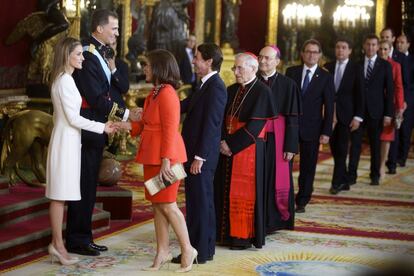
<box><xmin>49</xmin><ymin>37</ymin><xmax>81</xmax><ymax>86</ymax></box>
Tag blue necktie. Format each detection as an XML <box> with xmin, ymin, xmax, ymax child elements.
<box><xmin>302</xmin><ymin>69</ymin><xmax>311</xmax><ymax>95</ymax></box>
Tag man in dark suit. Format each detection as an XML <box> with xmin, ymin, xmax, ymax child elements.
<box><xmin>348</xmin><ymin>34</ymin><xmax>394</xmax><ymax>186</ymax></box>
<box><xmin>179</xmin><ymin>34</ymin><xmax>197</xmax><ymax>89</ymax></box>
<box><xmin>285</xmin><ymin>39</ymin><xmax>335</xmax><ymax>213</ymax></box>
<box><xmin>172</xmin><ymin>43</ymin><xmax>227</xmax><ymax>264</ymax></box>
<box><xmin>395</xmin><ymin>34</ymin><xmax>414</xmax><ymax>167</ymax></box>
<box><xmin>66</xmin><ymin>9</ymin><xmax>139</xmax><ymax>256</ymax></box>
<box><xmin>380</xmin><ymin>28</ymin><xmax>409</xmax><ymax>174</ymax></box>
<box><xmin>324</xmin><ymin>38</ymin><xmax>364</xmax><ymax>194</ymax></box>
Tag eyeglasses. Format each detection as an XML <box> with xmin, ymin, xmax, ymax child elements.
<box><xmin>303</xmin><ymin>50</ymin><xmax>320</xmax><ymax>55</ymax></box>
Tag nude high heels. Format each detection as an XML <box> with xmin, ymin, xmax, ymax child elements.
<box><xmin>48</xmin><ymin>244</ymin><xmax>79</xmax><ymax>266</ymax></box>
<box><xmin>142</xmin><ymin>253</ymin><xmax>173</xmax><ymax>271</ymax></box>
<box><xmin>175</xmin><ymin>248</ymin><xmax>198</xmax><ymax>273</ymax></box>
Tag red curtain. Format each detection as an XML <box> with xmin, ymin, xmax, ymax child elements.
<box><xmin>0</xmin><ymin>0</ymin><xmax>37</xmax><ymax>67</ymax></box>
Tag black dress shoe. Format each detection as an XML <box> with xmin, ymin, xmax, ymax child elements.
<box><xmin>295</xmin><ymin>206</ymin><xmax>306</xmax><ymax>213</ymax></box>
<box><xmin>370</xmin><ymin>178</ymin><xmax>380</xmax><ymax>186</ymax></box>
<box><xmin>67</xmin><ymin>244</ymin><xmax>100</xmax><ymax>256</ymax></box>
<box><xmin>171</xmin><ymin>254</ymin><xmax>212</xmax><ymax>264</ymax></box>
<box><xmin>397</xmin><ymin>159</ymin><xmax>406</xmax><ymax>167</ymax></box>
<box><xmin>89</xmin><ymin>243</ymin><xmax>108</xmax><ymax>252</ymax></box>
<box><xmin>386</xmin><ymin>168</ymin><xmax>396</xmax><ymax>174</ymax></box>
<box><xmin>329</xmin><ymin>187</ymin><xmax>339</xmax><ymax>195</ymax></box>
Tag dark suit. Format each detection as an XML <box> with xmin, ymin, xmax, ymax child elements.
<box><xmin>179</xmin><ymin>47</ymin><xmax>195</xmax><ymax>86</ymax></box>
<box><xmin>397</xmin><ymin>54</ymin><xmax>414</xmax><ymax>164</ymax></box>
<box><xmin>109</xmin><ymin>58</ymin><xmax>129</xmax><ymax>109</ymax></box>
<box><xmin>387</xmin><ymin>49</ymin><xmax>410</xmax><ymax>170</ymax></box>
<box><xmin>66</xmin><ymin>37</ymin><xmax>127</xmax><ymax>248</ymax></box>
<box><xmin>181</xmin><ymin>73</ymin><xmax>227</xmax><ymax>262</ymax></box>
<box><xmin>325</xmin><ymin>60</ymin><xmax>364</xmax><ymax>188</ymax></box>
<box><xmin>285</xmin><ymin>65</ymin><xmax>334</xmax><ymax>207</ymax></box>
<box><xmin>348</xmin><ymin>56</ymin><xmax>394</xmax><ymax>182</ymax></box>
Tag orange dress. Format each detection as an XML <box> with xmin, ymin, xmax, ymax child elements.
<box><xmin>380</xmin><ymin>58</ymin><xmax>404</xmax><ymax>141</ymax></box>
<box><xmin>131</xmin><ymin>84</ymin><xmax>187</xmax><ymax>202</ymax></box>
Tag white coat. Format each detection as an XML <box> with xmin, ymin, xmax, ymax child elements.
<box><xmin>45</xmin><ymin>73</ymin><xmax>105</xmax><ymax>200</ymax></box>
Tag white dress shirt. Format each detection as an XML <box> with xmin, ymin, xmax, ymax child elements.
<box><xmin>301</xmin><ymin>64</ymin><xmax>318</xmax><ymax>88</ymax></box>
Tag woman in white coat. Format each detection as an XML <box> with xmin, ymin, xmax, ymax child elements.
<box><xmin>46</xmin><ymin>37</ymin><xmax>116</xmax><ymax>265</ymax></box>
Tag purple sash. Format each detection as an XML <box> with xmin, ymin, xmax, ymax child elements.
<box><xmin>265</xmin><ymin>116</ymin><xmax>290</xmax><ymax>221</ymax></box>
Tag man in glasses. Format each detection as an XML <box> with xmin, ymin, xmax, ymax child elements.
<box><xmin>285</xmin><ymin>39</ymin><xmax>335</xmax><ymax>213</ymax></box>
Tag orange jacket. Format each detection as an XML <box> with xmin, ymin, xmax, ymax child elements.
<box><xmin>131</xmin><ymin>84</ymin><xmax>187</xmax><ymax>165</ymax></box>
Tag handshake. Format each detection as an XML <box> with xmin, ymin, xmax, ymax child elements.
<box><xmin>103</xmin><ymin>107</ymin><xmax>142</xmax><ymax>134</ymax></box>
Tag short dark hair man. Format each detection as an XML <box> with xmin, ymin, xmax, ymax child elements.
<box><xmin>348</xmin><ymin>34</ymin><xmax>394</xmax><ymax>186</ymax></box>
<box><xmin>285</xmin><ymin>39</ymin><xmax>335</xmax><ymax>213</ymax></box>
<box><xmin>324</xmin><ymin>38</ymin><xmax>364</xmax><ymax>194</ymax></box>
<box><xmin>174</xmin><ymin>43</ymin><xmax>227</xmax><ymax>264</ymax></box>
<box><xmin>66</xmin><ymin>9</ymin><xmax>140</xmax><ymax>256</ymax></box>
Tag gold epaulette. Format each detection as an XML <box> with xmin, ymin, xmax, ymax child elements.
<box><xmin>88</xmin><ymin>44</ymin><xmax>96</xmax><ymax>53</ymax></box>
<box><xmin>321</xmin><ymin>66</ymin><xmax>329</xmax><ymax>72</ymax></box>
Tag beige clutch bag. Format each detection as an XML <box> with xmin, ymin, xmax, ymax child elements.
<box><xmin>144</xmin><ymin>163</ymin><xmax>187</xmax><ymax>196</ymax></box>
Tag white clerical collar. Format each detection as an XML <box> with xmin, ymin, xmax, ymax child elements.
<box><xmin>243</xmin><ymin>76</ymin><xmax>257</xmax><ymax>86</ymax></box>
<box><xmin>200</xmin><ymin>71</ymin><xmax>217</xmax><ymax>87</ymax></box>
<box><xmin>92</xmin><ymin>35</ymin><xmax>106</xmax><ymax>47</ymax></box>
<box><xmin>337</xmin><ymin>58</ymin><xmax>349</xmax><ymax>66</ymax></box>
<box><xmin>261</xmin><ymin>69</ymin><xmax>277</xmax><ymax>81</ymax></box>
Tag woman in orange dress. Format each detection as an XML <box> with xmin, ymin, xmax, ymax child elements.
<box><xmin>378</xmin><ymin>40</ymin><xmax>405</xmax><ymax>178</ymax></box>
<box><xmin>121</xmin><ymin>49</ymin><xmax>197</xmax><ymax>272</ymax></box>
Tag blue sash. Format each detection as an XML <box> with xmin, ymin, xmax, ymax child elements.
<box><xmin>83</xmin><ymin>45</ymin><xmax>111</xmax><ymax>84</ymax></box>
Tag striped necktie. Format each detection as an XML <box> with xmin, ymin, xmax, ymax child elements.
<box><xmin>366</xmin><ymin>59</ymin><xmax>373</xmax><ymax>81</ymax></box>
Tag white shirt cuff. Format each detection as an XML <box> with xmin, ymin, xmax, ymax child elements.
<box><xmin>122</xmin><ymin>109</ymin><xmax>130</xmax><ymax>122</ymax></box>
<box><xmin>353</xmin><ymin>116</ymin><xmax>363</xmax><ymax>122</ymax></box>
<box><xmin>194</xmin><ymin>155</ymin><xmax>206</xmax><ymax>161</ymax></box>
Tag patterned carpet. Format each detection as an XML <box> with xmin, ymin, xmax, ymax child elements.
<box><xmin>2</xmin><ymin>153</ymin><xmax>414</xmax><ymax>275</ymax></box>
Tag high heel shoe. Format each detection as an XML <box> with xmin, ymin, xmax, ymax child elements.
<box><xmin>142</xmin><ymin>253</ymin><xmax>173</xmax><ymax>271</ymax></box>
<box><xmin>175</xmin><ymin>248</ymin><xmax>198</xmax><ymax>273</ymax></box>
<box><xmin>48</xmin><ymin>244</ymin><xmax>79</xmax><ymax>266</ymax></box>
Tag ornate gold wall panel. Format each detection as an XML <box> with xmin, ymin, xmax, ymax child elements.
<box><xmin>375</xmin><ymin>0</ymin><xmax>387</xmax><ymax>35</ymax></box>
<box><xmin>195</xmin><ymin>0</ymin><xmax>206</xmax><ymax>44</ymax></box>
<box><xmin>266</xmin><ymin>0</ymin><xmax>279</xmax><ymax>46</ymax></box>
<box><xmin>121</xmin><ymin>0</ymin><xmax>132</xmax><ymax>58</ymax></box>
<box><xmin>214</xmin><ymin>0</ymin><xmax>222</xmax><ymax>45</ymax></box>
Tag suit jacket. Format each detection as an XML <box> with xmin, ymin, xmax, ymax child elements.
<box><xmin>109</xmin><ymin>58</ymin><xmax>129</xmax><ymax>109</ymax></box>
<box><xmin>324</xmin><ymin>60</ymin><xmax>364</xmax><ymax>125</ymax></box>
<box><xmin>181</xmin><ymin>73</ymin><xmax>227</xmax><ymax>170</ymax></box>
<box><xmin>392</xmin><ymin>49</ymin><xmax>409</xmax><ymax>93</ymax></box>
<box><xmin>359</xmin><ymin>57</ymin><xmax>394</xmax><ymax>119</ymax></box>
<box><xmin>285</xmin><ymin>65</ymin><xmax>335</xmax><ymax>141</ymax></box>
<box><xmin>179</xmin><ymin>47</ymin><xmax>195</xmax><ymax>85</ymax></box>
<box><xmin>131</xmin><ymin>84</ymin><xmax>187</xmax><ymax>165</ymax></box>
<box><xmin>405</xmin><ymin>54</ymin><xmax>414</xmax><ymax>105</ymax></box>
<box><xmin>73</xmin><ymin>37</ymin><xmax>127</xmax><ymax>148</ymax></box>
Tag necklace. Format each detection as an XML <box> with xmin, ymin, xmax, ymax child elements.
<box><xmin>152</xmin><ymin>84</ymin><xmax>165</xmax><ymax>98</ymax></box>
<box><xmin>227</xmin><ymin>78</ymin><xmax>258</xmax><ymax>133</ymax></box>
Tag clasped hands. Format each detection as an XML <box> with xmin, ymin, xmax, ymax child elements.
<box><xmin>103</xmin><ymin>107</ymin><xmax>143</xmax><ymax>134</ymax></box>
<box><xmin>220</xmin><ymin>140</ymin><xmax>232</xmax><ymax>156</ymax></box>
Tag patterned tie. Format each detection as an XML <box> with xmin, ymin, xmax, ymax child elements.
<box><xmin>302</xmin><ymin>69</ymin><xmax>311</xmax><ymax>95</ymax></box>
<box><xmin>366</xmin><ymin>59</ymin><xmax>373</xmax><ymax>81</ymax></box>
<box><xmin>334</xmin><ymin>62</ymin><xmax>343</xmax><ymax>92</ymax></box>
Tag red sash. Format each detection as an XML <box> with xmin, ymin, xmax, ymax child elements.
<box><xmin>226</xmin><ymin>116</ymin><xmax>265</xmax><ymax>239</ymax></box>
<box><xmin>265</xmin><ymin>116</ymin><xmax>290</xmax><ymax>221</ymax></box>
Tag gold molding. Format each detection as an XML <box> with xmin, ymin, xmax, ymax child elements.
<box><xmin>195</xmin><ymin>0</ymin><xmax>206</xmax><ymax>44</ymax></box>
<box><xmin>266</xmin><ymin>0</ymin><xmax>279</xmax><ymax>46</ymax></box>
<box><xmin>375</xmin><ymin>0</ymin><xmax>387</xmax><ymax>35</ymax></box>
<box><xmin>214</xmin><ymin>0</ymin><xmax>221</xmax><ymax>46</ymax></box>
<box><xmin>121</xmin><ymin>0</ymin><xmax>132</xmax><ymax>58</ymax></box>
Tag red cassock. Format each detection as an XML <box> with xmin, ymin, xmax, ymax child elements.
<box><xmin>131</xmin><ymin>84</ymin><xmax>187</xmax><ymax>202</ymax></box>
